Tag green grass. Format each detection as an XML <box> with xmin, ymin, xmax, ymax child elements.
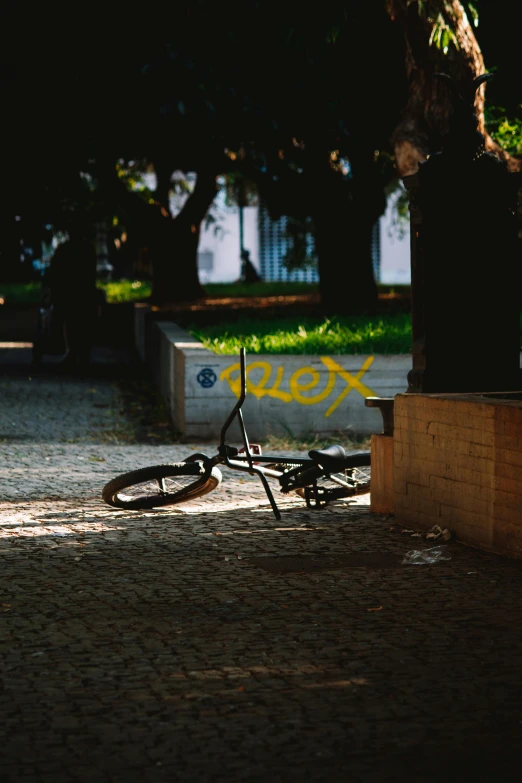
<box><xmin>100</xmin><ymin>279</ymin><xmax>151</xmax><ymax>302</ymax></box>
<box><xmin>0</xmin><ymin>279</ymin><xmax>411</xmax><ymax>305</ymax></box>
<box><xmin>189</xmin><ymin>314</ymin><xmax>414</xmax><ymax>355</ymax></box>
<box><xmin>0</xmin><ymin>279</ymin><xmax>153</xmax><ymax>304</ymax></box>
<box><xmin>0</xmin><ymin>279</ymin><xmax>314</xmax><ymax>304</ymax></box>
<box><xmin>262</xmin><ymin>431</ymin><xmax>372</xmax><ymax>453</ymax></box>
<box><xmin>0</xmin><ymin>282</ymin><xmax>41</xmax><ymax>303</ymax></box>
<box><xmin>103</xmin><ymin>279</ymin><xmax>318</xmax><ymax>302</ymax></box>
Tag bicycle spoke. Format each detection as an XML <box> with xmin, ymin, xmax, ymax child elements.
<box><xmin>120</xmin><ymin>475</ymin><xmax>203</xmax><ymax>500</ymax></box>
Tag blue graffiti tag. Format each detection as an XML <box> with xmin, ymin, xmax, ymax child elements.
<box><xmin>197</xmin><ymin>367</ymin><xmax>217</xmax><ymax>389</ymax></box>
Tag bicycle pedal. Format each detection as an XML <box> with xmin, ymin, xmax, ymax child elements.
<box><xmin>304</xmin><ymin>485</ymin><xmax>329</xmax><ymax>509</ymax></box>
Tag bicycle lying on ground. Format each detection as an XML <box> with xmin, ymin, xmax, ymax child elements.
<box><xmin>102</xmin><ymin>348</ymin><xmax>371</xmax><ymax>520</ymax></box>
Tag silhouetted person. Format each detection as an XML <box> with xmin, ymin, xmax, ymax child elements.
<box><xmin>240</xmin><ymin>249</ymin><xmax>261</xmax><ymax>284</ymax></box>
<box><xmin>45</xmin><ymin>232</ymin><xmax>99</xmax><ymax>368</ymax></box>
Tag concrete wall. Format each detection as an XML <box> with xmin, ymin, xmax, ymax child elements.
<box><xmin>394</xmin><ymin>392</ymin><xmax>522</xmax><ymax>558</ymax></box>
<box><xmin>139</xmin><ymin>312</ymin><xmax>411</xmax><ymax>440</ymax></box>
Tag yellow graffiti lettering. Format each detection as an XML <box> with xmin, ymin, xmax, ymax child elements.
<box><xmin>219</xmin><ymin>362</ymin><xmax>242</xmax><ymax>396</ymax></box>
<box><xmin>219</xmin><ymin>362</ymin><xmax>292</xmax><ymax>402</ymax></box>
<box><xmin>289</xmin><ymin>366</ymin><xmax>336</xmax><ymax>405</ymax></box>
<box><xmin>321</xmin><ymin>356</ymin><xmax>375</xmax><ymax>417</ymax></box>
<box><xmin>219</xmin><ymin>356</ymin><xmax>376</xmax><ymax>416</ymax></box>
<box><xmin>269</xmin><ymin>365</ymin><xmax>293</xmax><ymax>402</ymax></box>
<box><xmin>244</xmin><ymin>361</ymin><xmax>272</xmax><ymax>398</ymax></box>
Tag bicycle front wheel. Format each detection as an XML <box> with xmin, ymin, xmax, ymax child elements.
<box><xmin>102</xmin><ymin>462</ymin><xmax>222</xmax><ymax>510</ymax></box>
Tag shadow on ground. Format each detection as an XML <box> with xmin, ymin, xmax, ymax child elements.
<box><xmin>2</xmin><ymin>501</ymin><xmax>522</xmax><ymax>782</ymax></box>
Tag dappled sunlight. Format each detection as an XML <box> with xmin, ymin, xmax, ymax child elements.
<box><xmin>207</xmin><ymin>525</ymin><xmax>320</xmax><ymax>536</ymax></box>
<box><xmin>0</xmin><ymin>523</ymin><xmax>124</xmax><ymax>539</ymax></box>
<box><xmin>0</xmin><ymin>508</ymin><xmax>126</xmax><ymax>539</ymax></box>
<box><xmin>0</xmin><ymin>495</ymin><xmax>372</xmax><ymax>546</ymax></box>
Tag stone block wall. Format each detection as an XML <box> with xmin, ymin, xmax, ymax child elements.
<box><xmin>394</xmin><ymin>393</ymin><xmax>522</xmax><ymax>557</ymax></box>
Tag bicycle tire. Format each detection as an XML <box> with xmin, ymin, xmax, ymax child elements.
<box><xmin>102</xmin><ymin>462</ymin><xmax>222</xmax><ymax>510</ymax></box>
<box><xmin>341</xmin><ymin>453</ymin><xmax>371</xmax><ymax>497</ymax></box>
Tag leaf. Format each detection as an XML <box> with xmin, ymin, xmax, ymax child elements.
<box><xmin>467</xmin><ymin>3</ymin><xmax>479</xmax><ymax>28</ymax></box>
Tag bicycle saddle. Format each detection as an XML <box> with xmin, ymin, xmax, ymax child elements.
<box><xmin>308</xmin><ymin>444</ymin><xmax>346</xmax><ymax>472</ymax></box>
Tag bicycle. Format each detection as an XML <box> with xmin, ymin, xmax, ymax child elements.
<box><xmin>102</xmin><ymin>348</ymin><xmax>371</xmax><ymax>520</ymax></box>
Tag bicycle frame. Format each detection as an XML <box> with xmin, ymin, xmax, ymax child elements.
<box><xmin>216</xmin><ymin>347</ymin><xmax>286</xmax><ymax>519</ymax></box>
<box><xmin>190</xmin><ymin>348</ymin><xmax>368</xmax><ymax>520</ymax></box>
<box><xmin>101</xmin><ymin>347</ymin><xmax>370</xmax><ymax>517</ymax></box>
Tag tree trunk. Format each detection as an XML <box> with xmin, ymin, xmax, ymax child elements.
<box><xmin>102</xmin><ymin>164</ymin><xmax>218</xmax><ymax>304</ymax></box>
<box><xmin>150</xmin><ymin>220</ymin><xmax>204</xmax><ymax>304</ymax></box>
<box><xmin>314</xmin><ymin>201</ymin><xmax>379</xmax><ymax>315</ymax></box>
<box><xmin>149</xmin><ymin>168</ymin><xmax>218</xmax><ymax>304</ymax></box>
<box><xmin>384</xmin><ymin>0</ymin><xmax>519</xmax><ymax>176</ymax></box>
<box><xmin>310</xmin><ymin>149</ymin><xmax>384</xmax><ymax>314</ymax></box>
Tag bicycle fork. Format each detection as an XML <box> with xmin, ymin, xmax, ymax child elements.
<box><xmin>219</xmin><ymin>347</ymin><xmax>282</xmax><ymax>520</ymax></box>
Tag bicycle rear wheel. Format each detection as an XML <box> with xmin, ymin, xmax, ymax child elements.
<box><xmin>295</xmin><ymin>459</ymin><xmax>371</xmax><ymax>502</ymax></box>
<box><xmin>342</xmin><ymin>452</ymin><xmax>371</xmax><ymax>495</ymax></box>
<box><xmin>102</xmin><ymin>462</ymin><xmax>222</xmax><ymax>510</ymax></box>
<box><xmin>345</xmin><ymin>464</ymin><xmax>371</xmax><ymax>495</ymax></box>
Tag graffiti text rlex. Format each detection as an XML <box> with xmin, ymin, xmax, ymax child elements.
<box><xmin>220</xmin><ymin>356</ymin><xmax>376</xmax><ymax>418</ymax></box>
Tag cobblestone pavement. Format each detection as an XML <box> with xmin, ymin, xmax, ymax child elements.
<box><xmin>2</xmin><ymin>349</ymin><xmax>522</xmax><ymax>782</ymax></box>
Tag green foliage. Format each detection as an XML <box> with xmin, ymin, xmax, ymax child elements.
<box><xmin>467</xmin><ymin>3</ymin><xmax>479</xmax><ymax>28</ymax></box>
<box><xmin>417</xmin><ymin>1</ymin><xmax>479</xmax><ymax>54</ymax></box>
<box><xmin>485</xmin><ymin>106</ymin><xmax>522</xmax><ymax>157</ymax></box>
<box><xmin>115</xmin><ymin>162</ymin><xmax>155</xmax><ymax>202</ymax></box>
<box><xmin>429</xmin><ymin>12</ymin><xmax>460</xmax><ymax>54</ymax></box>
<box><xmin>100</xmin><ymin>280</ymin><xmax>152</xmax><ymax>303</ymax></box>
<box><xmin>189</xmin><ymin>314</ymin><xmax>414</xmax><ymax>355</ymax></box>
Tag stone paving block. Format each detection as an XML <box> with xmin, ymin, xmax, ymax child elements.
<box><xmin>2</xmin><ymin>363</ymin><xmax>522</xmax><ymax>781</ymax></box>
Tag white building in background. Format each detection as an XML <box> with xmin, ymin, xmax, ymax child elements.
<box><xmin>195</xmin><ymin>194</ymin><xmax>411</xmax><ymax>286</ymax></box>
<box><xmin>195</xmin><ymin>189</ymin><xmax>259</xmax><ymax>284</ymax></box>
<box><xmin>378</xmin><ymin>185</ymin><xmax>411</xmax><ymax>285</ymax></box>
<box><xmin>164</xmin><ymin>172</ymin><xmax>410</xmax><ymax>285</ymax></box>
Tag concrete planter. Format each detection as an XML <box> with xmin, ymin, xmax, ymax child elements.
<box><xmin>135</xmin><ymin>305</ymin><xmax>411</xmax><ymax>440</ymax></box>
